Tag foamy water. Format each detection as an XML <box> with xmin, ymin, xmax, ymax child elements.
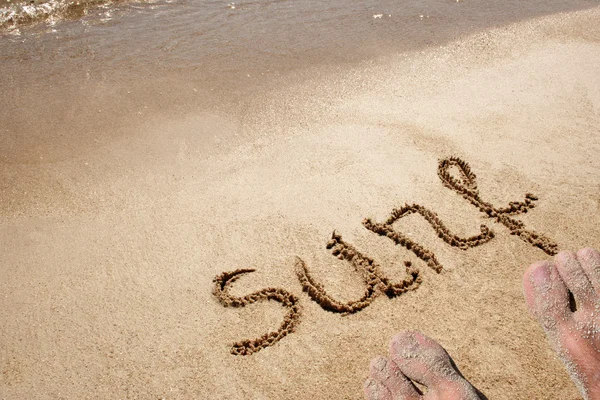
<box><xmin>0</xmin><ymin>0</ymin><xmax>124</xmax><ymax>30</ymax></box>
<box><xmin>0</xmin><ymin>0</ymin><xmax>174</xmax><ymax>33</ymax></box>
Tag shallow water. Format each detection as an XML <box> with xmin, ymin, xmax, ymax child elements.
<box><xmin>2</xmin><ymin>0</ymin><xmax>597</xmax><ymax>82</ymax></box>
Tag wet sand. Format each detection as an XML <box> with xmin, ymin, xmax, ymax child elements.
<box><xmin>2</xmin><ymin>6</ymin><xmax>600</xmax><ymax>400</ymax></box>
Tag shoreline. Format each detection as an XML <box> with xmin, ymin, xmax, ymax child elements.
<box><xmin>2</xmin><ymin>5</ymin><xmax>599</xmax><ymax>167</ymax></box>
<box><xmin>2</xmin><ymin>0</ymin><xmax>598</xmax><ymax>97</ymax></box>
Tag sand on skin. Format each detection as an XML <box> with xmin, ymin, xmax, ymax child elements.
<box><xmin>1</xmin><ymin>7</ymin><xmax>600</xmax><ymax>400</ymax></box>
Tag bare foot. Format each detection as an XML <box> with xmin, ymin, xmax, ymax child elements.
<box><xmin>364</xmin><ymin>331</ymin><xmax>484</xmax><ymax>400</ymax></box>
<box><xmin>523</xmin><ymin>248</ymin><xmax>600</xmax><ymax>400</ymax></box>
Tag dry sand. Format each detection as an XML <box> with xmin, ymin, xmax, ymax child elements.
<box><xmin>2</xmin><ymin>7</ymin><xmax>600</xmax><ymax>399</ymax></box>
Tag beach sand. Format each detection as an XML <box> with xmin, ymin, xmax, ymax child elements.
<box><xmin>2</xmin><ymin>6</ymin><xmax>600</xmax><ymax>400</ymax></box>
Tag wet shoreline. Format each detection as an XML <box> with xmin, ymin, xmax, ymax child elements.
<box><xmin>2</xmin><ymin>1</ymin><xmax>598</xmax><ymax>153</ymax></box>
<box><xmin>2</xmin><ymin>0</ymin><xmax>598</xmax><ymax>87</ymax></box>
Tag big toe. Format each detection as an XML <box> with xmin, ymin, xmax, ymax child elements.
<box><xmin>388</xmin><ymin>331</ymin><xmax>481</xmax><ymax>400</ymax></box>
<box><xmin>523</xmin><ymin>260</ymin><xmax>571</xmax><ymax>338</ymax></box>
<box><xmin>524</xmin><ymin>254</ymin><xmax>600</xmax><ymax>400</ymax></box>
<box><xmin>364</xmin><ymin>356</ymin><xmax>421</xmax><ymax>400</ymax></box>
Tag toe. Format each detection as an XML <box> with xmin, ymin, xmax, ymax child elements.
<box><xmin>388</xmin><ymin>331</ymin><xmax>455</xmax><ymax>388</ymax></box>
<box><xmin>576</xmin><ymin>247</ymin><xmax>600</xmax><ymax>290</ymax></box>
<box><xmin>369</xmin><ymin>356</ymin><xmax>421</xmax><ymax>399</ymax></box>
<box><xmin>554</xmin><ymin>251</ymin><xmax>595</xmax><ymax>311</ymax></box>
<box><xmin>364</xmin><ymin>378</ymin><xmax>394</xmax><ymax>400</ymax></box>
<box><xmin>523</xmin><ymin>261</ymin><xmax>571</xmax><ymax>336</ymax></box>
<box><xmin>388</xmin><ymin>331</ymin><xmax>480</xmax><ymax>400</ymax></box>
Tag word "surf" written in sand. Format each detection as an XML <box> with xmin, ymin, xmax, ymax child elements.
<box><xmin>213</xmin><ymin>157</ymin><xmax>558</xmax><ymax>356</ymax></box>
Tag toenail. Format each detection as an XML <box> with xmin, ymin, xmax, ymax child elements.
<box><xmin>530</xmin><ymin>264</ymin><xmax>552</xmax><ymax>290</ymax></box>
<box><xmin>391</xmin><ymin>334</ymin><xmax>420</xmax><ymax>357</ymax></box>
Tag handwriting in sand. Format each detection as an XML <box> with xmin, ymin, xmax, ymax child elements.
<box><xmin>213</xmin><ymin>157</ymin><xmax>559</xmax><ymax>355</ymax></box>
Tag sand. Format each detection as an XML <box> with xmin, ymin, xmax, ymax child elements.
<box><xmin>2</xmin><ymin>6</ymin><xmax>600</xmax><ymax>400</ymax></box>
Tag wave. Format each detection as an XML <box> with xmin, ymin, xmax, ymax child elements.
<box><xmin>0</xmin><ymin>0</ymin><xmax>116</xmax><ymax>30</ymax></box>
